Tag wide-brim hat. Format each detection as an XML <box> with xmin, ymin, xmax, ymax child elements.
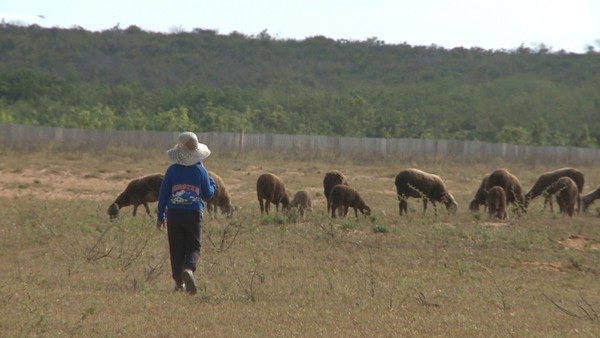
<box><xmin>166</xmin><ymin>132</ymin><xmax>211</xmax><ymax>166</ymax></box>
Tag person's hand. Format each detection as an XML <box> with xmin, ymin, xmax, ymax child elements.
<box><xmin>156</xmin><ymin>220</ymin><xmax>166</xmax><ymax>230</ymax></box>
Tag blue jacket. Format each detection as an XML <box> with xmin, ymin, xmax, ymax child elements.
<box><xmin>157</xmin><ymin>162</ymin><xmax>216</xmax><ymax>221</ymax></box>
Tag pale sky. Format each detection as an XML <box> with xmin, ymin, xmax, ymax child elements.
<box><xmin>2</xmin><ymin>0</ymin><xmax>599</xmax><ymax>53</ymax></box>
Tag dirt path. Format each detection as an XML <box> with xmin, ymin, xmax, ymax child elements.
<box><xmin>0</xmin><ymin>168</ymin><xmax>119</xmax><ymax>200</ymax></box>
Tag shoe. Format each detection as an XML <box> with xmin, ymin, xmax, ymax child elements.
<box><xmin>173</xmin><ymin>284</ymin><xmax>185</xmax><ymax>293</ymax></box>
<box><xmin>182</xmin><ymin>269</ymin><xmax>197</xmax><ymax>295</ymax></box>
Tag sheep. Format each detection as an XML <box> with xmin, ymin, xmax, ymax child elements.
<box><xmin>323</xmin><ymin>170</ymin><xmax>349</xmax><ymax>213</ymax></box>
<box><xmin>582</xmin><ymin>186</ymin><xmax>600</xmax><ymax>213</ymax></box>
<box><xmin>328</xmin><ymin>184</ymin><xmax>371</xmax><ymax>218</ymax></box>
<box><xmin>205</xmin><ymin>171</ymin><xmax>234</xmax><ymax>218</ymax></box>
<box><xmin>107</xmin><ymin>173</ymin><xmax>164</xmax><ymax>219</ymax></box>
<box><xmin>394</xmin><ymin>168</ymin><xmax>457</xmax><ymax>216</ymax></box>
<box><xmin>289</xmin><ymin>190</ymin><xmax>312</xmax><ymax>218</ymax></box>
<box><xmin>468</xmin><ymin>174</ymin><xmax>491</xmax><ymax>212</ymax></box>
<box><xmin>524</xmin><ymin>167</ymin><xmax>584</xmax><ymax>213</ymax></box>
<box><xmin>256</xmin><ymin>173</ymin><xmax>290</xmax><ymax>215</ymax></box>
<box><xmin>546</xmin><ymin>176</ymin><xmax>578</xmax><ymax>217</ymax></box>
<box><xmin>486</xmin><ymin>186</ymin><xmax>508</xmax><ymax>220</ymax></box>
<box><xmin>487</xmin><ymin>168</ymin><xmax>526</xmax><ymax>214</ymax></box>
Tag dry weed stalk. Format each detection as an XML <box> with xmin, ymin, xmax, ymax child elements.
<box><xmin>543</xmin><ymin>292</ymin><xmax>599</xmax><ymax>322</ymax></box>
<box><xmin>144</xmin><ymin>260</ymin><xmax>165</xmax><ymax>282</ymax></box>
<box><xmin>205</xmin><ymin>221</ymin><xmax>244</xmax><ymax>252</ymax></box>
<box><xmin>228</xmin><ymin>254</ymin><xmax>263</xmax><ymax>302</ymax></box>
<box><xmin>84</xmin><ymin>225</ymin><xmax>114</xmax><ymax>262</ymax></box>
<box><xmin>415</xmin><ymin>290</ymin><xmax>440</xmax><ymax>307</ymax></box>
<box><xmin>491</xmin><ymin>279</ymin><xmax>510</xmax><ymax>311</ymax></box>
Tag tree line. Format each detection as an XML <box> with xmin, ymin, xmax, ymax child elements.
<box><xmin>0</xmin><ymin>24</ymin><xmax>598</xmax><ymax>147</ymax></box>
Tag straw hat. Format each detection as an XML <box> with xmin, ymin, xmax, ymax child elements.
<box><xmin>166</xmin><ymin>132</ymin><xmax>211</xmax><ymax>166</ymax></box>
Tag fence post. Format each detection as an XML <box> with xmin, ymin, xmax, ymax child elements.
<box><xmin>238</xmin><ymin>129</ymin><xmax>245</xmax><ymax>154</ymax></box>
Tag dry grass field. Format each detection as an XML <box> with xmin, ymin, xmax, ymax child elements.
<box><xmin>1</xmin><ymin>145</ymin><xmax>599</xmax><ymax>337</ymax></box>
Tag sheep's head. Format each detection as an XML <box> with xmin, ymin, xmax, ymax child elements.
<box><xmin>107</xmin><ymin>203</ymin><xmax>120</xmax><ymax>219</ymax></box>
<box><xmin>444</xmin><ymin>194</ymin><xmax>458</xmax><ymax>214</ymax></box>
<box><xmin>523</xmin><ymin>194</ymin><xmax>532</xmax><ymax>209</ymax></box>
<box><xmin>361</xmin><ymin>205</ymin><xmax>372</xmax><ymax>216</ymax></box>
<box><xmin>582</xmin><ymin>196</ymin><xmax>592</xmax><ymax>212</ymax></box>
<box><xmin>281</xmin><ymin>194</ymin><xmax>291</xmax><ymax>209</ymax></box>
<box><xmin>468</xmin><ymin>199</ymin><xmax>480</xmax><ymax>212</ymax></box>
<box><xmin>222</xmin><ymin>204</ymin><xmax>234</xmax><ymax>218</ymax></box>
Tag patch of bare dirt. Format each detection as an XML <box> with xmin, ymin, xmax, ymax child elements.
<box><xmin>558</xmin><ymin>235</ymin><xmax>600</xmax><ymax>251</ymax></box>
<box><xmin>523</xmin><ymin>261</ymin><xmax>564</xmax><ymax>272</ymax></box>
<box><xmin>482</xmin><ymin>222</ymin><xmax>510</xmax><ymax>227</ymax></box>
<box><xmin>0</xmin><ymin>168</ymin><xmax>125</xmax><ymax>201</ymax></box>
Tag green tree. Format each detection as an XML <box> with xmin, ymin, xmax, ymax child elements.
<box><xmin>0</xmin><ymin>107</ymin><xmax>14</xmax><ymax>124</ymax></box>
<box><xmin>573</xmin><ymin>124</ymin><xmax>597</xmax><ymax>148</ymax></box>
<box><xmin>548</xmin><ymin>130</ymin><xmax>569</xmax><ymax>146</ymax></box>
<box><xmin>60</xmin><ymin>105</ymin><xmax>117</xmax><ymax>129</ymax></box>
<box><xmin>154</xmin><ymin>106</ymin><xmax>197</xmax><ymax>132</ymax></box>
<box><xmin>119</xmin><ymin>107</ymin><xmax>149</xmax><ymax>130</ymax></box>
<box><xmin>530</xmin><ymin>118</ymin><xmax>549</xmax><ymax>145</ymax></box>
<box><xmin>495</xmin><ymin>125</ymin><xmax>530</xmax><ymax>144</ymax></box>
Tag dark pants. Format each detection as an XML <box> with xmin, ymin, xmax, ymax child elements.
<box><xmin>166</xmin><ymin>209</ymin><xmax>202</xmax><ymax>286</ymax></box>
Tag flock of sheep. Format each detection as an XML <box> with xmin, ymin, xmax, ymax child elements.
<box><xmin>106</xmin><ymin>167</ymin><xmax>600</xmax><ymax>221</ymax></box>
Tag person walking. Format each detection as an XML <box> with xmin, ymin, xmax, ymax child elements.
<box><xmin>156</xmin><ymin>132</ymin><xmax>216</xmax><ymax>295</ymax></box>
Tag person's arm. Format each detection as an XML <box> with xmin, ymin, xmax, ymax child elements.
<box><xmin>156</xmin><ymin>168</ymin><xmax>171</xmax><ymax>228</ymax></box>
<box><xmin>199</xmin><ymin>167</ymin><xmax>216</xmax><ymax>201</ymax></box>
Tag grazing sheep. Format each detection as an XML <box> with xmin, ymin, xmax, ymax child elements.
<box><xmin>468</xmin><ymin>174</ymin><xmax>491</xmax><ymax>212</ymax></box>
<box><xmin>582</xmin><ymin>186</ymin><xmax>600</xmax><ymax>212</ymax></box>
<box><xmin>107</xmin><ymin>173</ymin><xmax>164</xmax><ymax>219</ymax></box>
<box><xmin>486</xmin><ymin>186</ymin><xmax>508</xmax><ymax>220</ymax></box>
<box><xmin>546</xmin><ymin>177</ymin><xmax>578</xmax><ymax>217</ymax></box>
<box><xmin>329</xmin><ymin>184</ymin><xmax>371</xmax><ymax>218</ymax></box>
<box><xmin>323</xmin><ymin>170</ymin><xmax>349</xmax><ymax>213</ymax></box>
<box><xmin>524</xmin><ymin>168</ymin><xmax>584</xmax><ymax>213</ymax></box>
<box><xmin>394</xmin><ymin>168</ymin><xmax>457</xmax><ymax>216</ymax></box>
<box><xmin>256</xmin><ymin>173</ymin><xmax>290</xmax><ymax>215</ymax></box>
<box><xmin>289</xmin><ymin>190</ymin><xmax>312</xmax><ymax>218</ymax></box>
<box><xmin>487</xmin><ymin>169</ymin><xmax>526</xmax><ymax>214</ymax></box>
<box><xmin>205</xmin><ymin>171</ymin><xmax>234</xmax><ymax>218</ymax></box>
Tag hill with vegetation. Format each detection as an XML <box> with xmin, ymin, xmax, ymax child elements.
<box><xmin>0</xmin><ymin>24</ymin><xmax>598</xmax><ymax>147</ymax></box>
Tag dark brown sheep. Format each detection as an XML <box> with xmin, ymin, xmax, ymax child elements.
<box><xmin>289</xmin><ymin>190</ymin><xmax>312</xmax><ymax>218</ymax></box>
<box><xmin>205</xmin><ymin>171</ymin><xmax>234</xmax><ymax>218</ymax></box>
<box><xmin>487</xmin><ymin>169</ymin><xmax>526</xmax><ymax>214</ymax></box>
<box><xmin>468</xmin><ymin>174</ymin><xmax>491</xmax><ymax>212</ymax></box>
<box><xmin>256</xmin><ymin>173</ymin><xmax>290</xmax><ymax>215</ymax></box>
<box><xmin>486</xmin><ymin>186</ymin><xmax>507</xmax><ymax>220</ymax></box>
<box><xmin>107</xmin><ymin>173</ymin><xmax>164</xmax><ymax>219</ymax></box>
<box><xmin>546</xmin><ymin>177</ymin><xmax>578</xmax><ymax>217</ymax></box>
<box><xmin>323</xmin><ymin>170</ymin><xmax>349</xmax><ymax>213</ymax></box>
<box><xmin>582</xmin><ymin>186</ymin><xmax>600</xmax><ymax>212</ymax></box>
<box><xmin>394</xmin><ymin>168</ymin><xmax>457</xmax><ymax>216</ymax></box>
<box><xmin>329</xmin><ymin>184</ymin><xmax>371</xmax><ymax>218</ymax></box>
<box><xmin>524</xmin><ymin>167</ymin><xmax>584</xmax><ymax>213</ymax></box>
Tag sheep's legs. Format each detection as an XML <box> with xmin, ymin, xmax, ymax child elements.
<box><xmin>399</xmin><ymin>200</ymin><xmax>408</xmax><ymax>216</ymax></box>
<box><xmin>142</xmin><ymin>202</ymin><xmax>151</xmax><ymax>215</ymax></box>
<box><xmin>331</xmin><ymin>205</ymin><xmax>344</xmax><ymax>218</ymax></box>
<box><xmin>543</xmin><ymin>195</ymin><xmax>554</xmax><ymax>213</ymax></box>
